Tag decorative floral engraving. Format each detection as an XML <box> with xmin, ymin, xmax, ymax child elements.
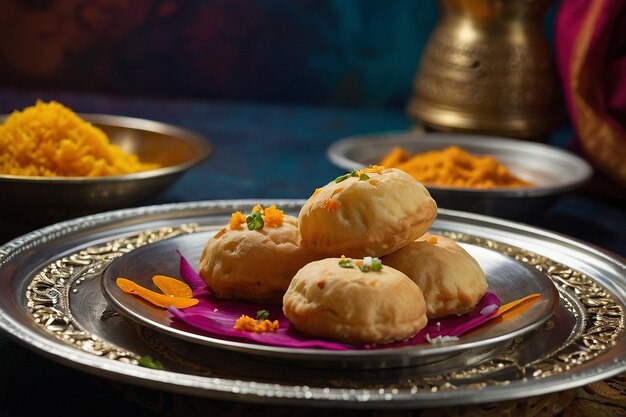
<box><xmin>26</xmin><ymin>224</ymin><xmax>200</xmax><ymax>363</ymax></box>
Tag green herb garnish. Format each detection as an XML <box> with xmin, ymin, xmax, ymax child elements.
<box><xmin>256</xmin><ymin>309</ymin><xmax>270</xmax><ymax>320</ymax></box>
<box><xmin>371</xmin><ymin>258</ymin><xmax>383</xmax><ymax>271</ymax></box>
<box><xmin>335</xmin><ymin>169</ymin><xmax>371</xmax><ymax>183</ymax></box>
<box><xmin>335</xmin><ymin>173</ymin><xmax>351</xmax><ymax>183</ymax></box>
<box><xmin>359</xmin><ymin>257</ymin><xmax>383</xmax><ymax>272</ymax></box>
<box><xmin>138</xmin><ymin>355</ymin><xmax>164</xmax><ymax>370</ymax></box>
<box><xmin>338</xmin><ymin>257</ymin><xmax>354</xmax><ymax>268</ymax></box>
<box><xmin>246</xmin><ymin>211</ymin><xmax>264</xmax><ymax>230</ymax></box>
<box><xmin>341</xmin><ymin>257</ymin><xmax>383</xmax><ymax>272</ymax></box>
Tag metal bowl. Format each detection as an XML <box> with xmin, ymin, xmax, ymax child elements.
<box><xmin>0</xmin><ymin>114</ymin><xmax>212</xmax><ymax>225</ymax></box>
<box><xmin>327</xmin><ymin>131</ymin><xmax>593</xmax><ymax>219</ymax></box>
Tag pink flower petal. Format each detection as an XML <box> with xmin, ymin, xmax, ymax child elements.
<box><xmin>177</xmin><ymin>250</ymin><xmax>210</xmax><ymax>297</ymax></box>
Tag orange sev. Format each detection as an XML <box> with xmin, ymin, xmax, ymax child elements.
<box><xmin>379</xmin><ymin>145</ymin><xmax>532</xmax><ymax>188</ymax></box>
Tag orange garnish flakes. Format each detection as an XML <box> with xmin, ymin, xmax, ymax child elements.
<box><xmin>362</xmin><ymin>165</ymin><xmax>384</xmax><ymax>175</ymax></box>
<box><xmin>229</xmin><ymin>211</ymin><xmax>246</xmax><ymax>229</ymax></box>
<box><xmin>332</xmin><ymin>187</ymin><xmax>343</xmax><ymax>196</ymax></box>
<box><xmin>262</xmin><ymin>204</ymin><xmax>284</xmax><ymax>227</ymax></box>
<box><xmin>252</xmin><ymin>204</ymin><xmax>264</xmax><ymax>213</ymax></box>
<box><xmin>426</xmin><ymin>235</ymin><xmax>438</xmax><ymax>244</ymax></box>
<box><xmin>116</xmin><ymin>276</ymin><xmax>199</xmax><ymax>309</ymax></box>
<box><xmin>233</xmin><ymin>315</ymin><xmax>280</xmax><ymax>333</ymax></box>
<box><xmin>312</xmin><ymin>188</ymin><xmax>322</xmax><ymax>197</ymax></box>
<box><xmin>323</xmin><ymin>198</ymin><xmax>341</xmax><ymax>212</ymax></box>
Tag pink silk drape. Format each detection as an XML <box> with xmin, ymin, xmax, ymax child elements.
<box><xmin>556</xmin><ymin>0</ymin><xmax>626</xmax><ymax>189</ymax></box>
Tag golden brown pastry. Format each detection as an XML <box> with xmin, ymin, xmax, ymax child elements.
<box><xmin>282</xmin><ymin>257</ymin><xmax>428</xmax><ymax>344</ymax></box>
<box><xmin>298</xmin><ymin>167</ymin><xmax>437</xmax><ymax>257</ymax></box>
<box><xmin>199</xmin><ymin>206</ymin><xmax>321</xmax><ymax>304</ymax></box>
<box><xmin>383</xmin><ymin>233</ymin><xmax>488</xmax><ymax>318</ymax></box>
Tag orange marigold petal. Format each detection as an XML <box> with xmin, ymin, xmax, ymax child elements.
<box><xmin>496</xmin><ymin>293</ymin><xmax>541</xmax><ymax>318</ymax></box>
<box><xmin>116</xmin><ymin>277</ymin><xmax>140</xmax><ymax>293</ymax></box>
<box><xmin>152</xmin><ymin>274</ymin><xmax>193</xmax><ymax>298</ymax></box>
<box><xmin>116</xmin><ymin>277</ymin><xmax>199</xmax><ymax>308</ymax></box>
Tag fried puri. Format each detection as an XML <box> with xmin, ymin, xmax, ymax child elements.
<box><xmin>298</xmin><ymin>167</ymin><xmax>437</xmax><ymax>258</ymax></box>
<box><xmin>199</xmin><ymin>215</ymin><xmax>320</xmax><ymax>304</ymax></box>
<box><xmin>282</xmin><ymin>258</ymin><xmax>428</xmax><ymax>344</ymax></box>
<box><xmin>383</xmin><ymin>233</ymin><xmax>488</xmax><ymax>318</ymax></box>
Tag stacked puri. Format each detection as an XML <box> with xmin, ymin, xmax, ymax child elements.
<box><xmin>198</xmin><ymin>215</ymin><xmax>321</xmax><ymax>305</ymax></box>
<box><xmin>200</xmin><ymin>168</ymin><xmax>488</xmax><ymax>344</ymax></box>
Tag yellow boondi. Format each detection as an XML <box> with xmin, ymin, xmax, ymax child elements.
<box><xmin>380</xmin><ymin>146</ymin><xmax>532</xmax><ymax>188</ymax></box>
<box><xmin>233</xmin><ymin>315</ymin><xmax>280</xmax><ymax>333</ymax></box>
<box><xmin>0</xmin><ymin>100</ymin><xmax>159</xmax><ymax>177</ymax></box>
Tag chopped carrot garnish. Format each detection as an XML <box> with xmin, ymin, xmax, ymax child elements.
<box><xmin>116</xmin><ymin>276</ymin><xmax>199</xmax><ymax>309</ymax></box>
<box><xmin>252</xmin><ymin>204</ymin><xmax>264</xmax><ymax>213</ymax></box>
<box><xmin>312</xmin><ymin>188</ymin><xmax>322</xmax><ymax>196</ymax></box>
<box><xmin>426</xmin><ymin>235</ymin><xmax>438</xmax><ymax>244</ymax></box>
<box><xmin>262</xmin><ymin>204</ymin><xmax>284</xmax><ymax>227</ymax></box>
<box><xmin>362</xmin><ymin>165</ymin><xmax>384</xmax><ymax>175</ymax></box>
<box><xmin>229</xmin><ymin>211</ymin><xmax>246</xmax><ymax>229</ymax></box>
<box><xmin>332</xmin><ymin>187</ymin><xmax>343</xmax><ymax>196</ymax></box>
<box><xmin>233</xmin><ymin>315</ymin><xmax>280</xmax><ymax>333</ymax></box>
<box><xmin>323</xmin><ymin>198</ymin><xmax>341</xmax><ymax>212</ymax></box>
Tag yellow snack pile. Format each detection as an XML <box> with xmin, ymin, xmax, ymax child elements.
<box><xmin>0</xmin><ymin>100</ymin><xmax>159</xmax><ymax>177</ymax></box>
<box><xmin>380</xmin><ymin>145</ymin><xmax>532</xmax><ymax>188</ymax></box>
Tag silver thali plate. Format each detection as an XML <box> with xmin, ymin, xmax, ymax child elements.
<box><xmin>101</xmin><ymin>231</ymin><xmax>558</xmax><ymax>368</ymax></box>
<box><xmin>0</xmin><ymin>199</ymin><xmax>624</xmax><ymax>408</ymax></box>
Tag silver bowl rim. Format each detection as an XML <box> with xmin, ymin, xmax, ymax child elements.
<box><xmin>0</xmin><ymin>113</ymin><xmax>212</xmax><ymax>183</ymax></box>
<box><xmin>327</xmin><ymin>131</ymin><xmax>594</xmax><ymax>198</ymax></box>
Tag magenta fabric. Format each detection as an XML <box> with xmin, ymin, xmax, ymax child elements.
<box><xmin>555</xmin><ymin>0</ymin><xmax>626</xmax><ymax>147</ymax></box>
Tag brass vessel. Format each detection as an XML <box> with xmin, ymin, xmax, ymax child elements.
<box><xmin>408</xmin><ymin>0</ymin><xmax>563</xmax><ymax>139</ymax></box>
